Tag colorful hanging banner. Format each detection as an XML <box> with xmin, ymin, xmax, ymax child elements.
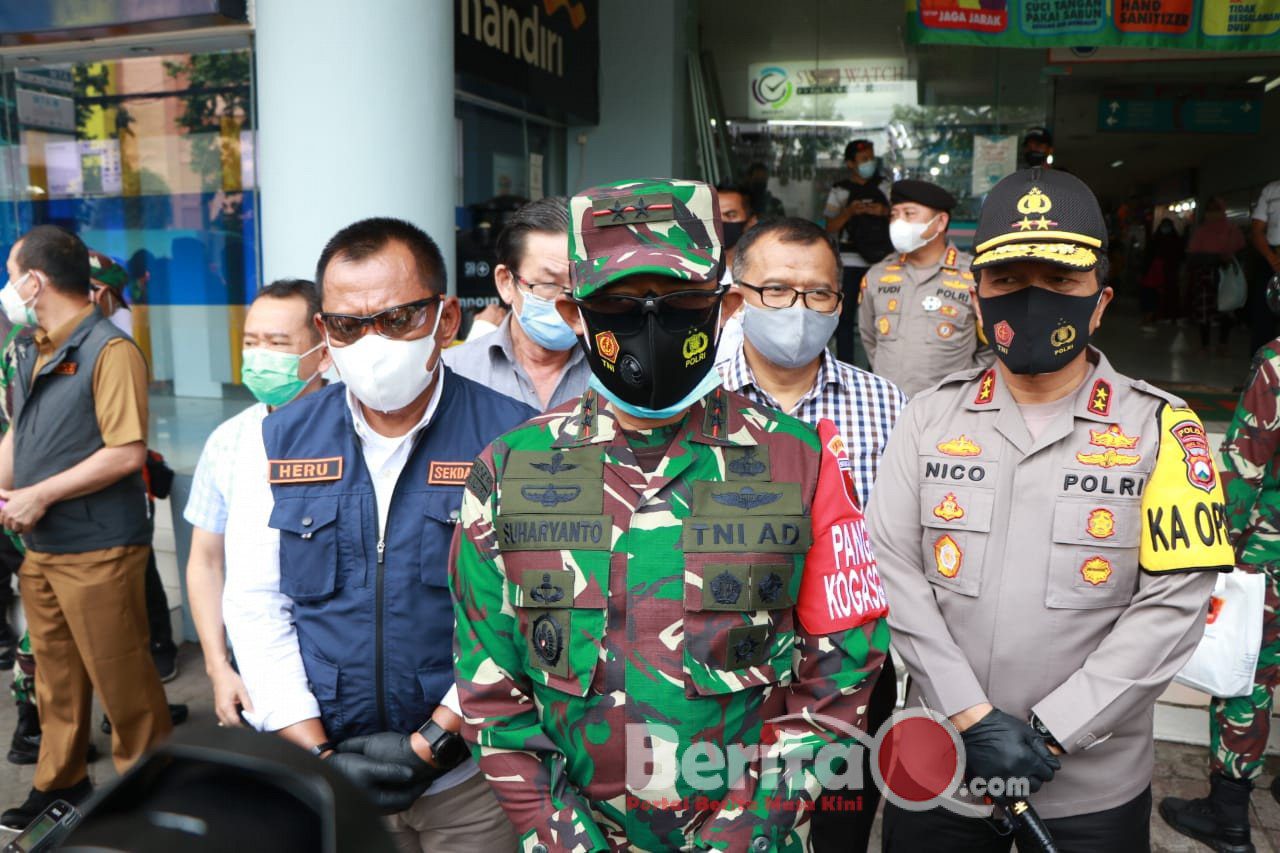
<box><xmin>906</xmin><ymin>0</ymin><xmax>1280</xmax><ymax>51</ymax></box>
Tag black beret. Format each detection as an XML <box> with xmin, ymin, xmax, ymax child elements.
<box><xmin>890</xmin><ymin>180</ymin><xmax>956</xmax><ymax>212</ymax></box>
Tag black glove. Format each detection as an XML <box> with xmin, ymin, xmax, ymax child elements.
<box><xmin>338</xmin><ymin>732</ymin><xmax>443</xmax><ymax>786</ymax></box>
<box><xmin>325</xmin><ymin>750</ymin><xmax>430</xmax><ymax>814</ymax></box>
<box><xmin>959</xmin><ymin>708</ymin><xmax>1060</xmax><ymax>794</ymax></box>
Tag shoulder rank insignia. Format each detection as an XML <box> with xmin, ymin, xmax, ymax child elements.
<box><xmin>934</xmin><ymin>534</ymin><xmax>962</xmax><ymax>578</ymax></box>
<box><xmin>1086</xmin><ymin>508</ymin><xmax>1115</xmax><ymax>539</ymax></box>
<box><xmin>1080</xmin><ymin>555</ymin><xmax>1112</xmax><ymax>586</ymax></box>
<box><xmin>269</xmin><ymin>457</ymin><xmax>343</xmax><ymax>484</ymax></box>
<box><xmin>519</xmin><ymin>483</ymin><xmax>583</xmax><ymax>507</ymax></box>
<box><xmin>1087</xmin><ymin>378</ymin><xmax>1112</xmax><ymax>417</ymax></box>
<box><xmin>942</xmin><ymin>246</ymin><xmax>958</xmax><ymax>269</ymax></box>
<box><xmin>879</xmin><ymin>274</ymin><xmax>903</xmax><ymax>284</ymax></box>
<box><xmin>885</xmin><ymin>263</ymin><xmax>903</xmax><ymax>271</ymax></box>
<box><xmin>973</xmin><ymin>369</ymin><xmax>996</xmax><ymax>405</ymax></box>
<box><xmin>712</xmin><ymin>486</ymin><xmax>782</xmax><ymax>510</ymax></box>
<box><xmin>932</xmin><ymin>492</ymin><xmax>965</xmax><ymax>522</ymax></box>
<box><xmin>1088</xmin><ymin>425</ymin><xmax>1139</xmax><ymax>449</ymax></box>
<box><xmin>937</xmin><ymin>435</ymin><xmax>981</xmax><ymax>457</ymax></box>
<box><xmin>428</xmin><ymin>461</ymin><xmax>471</xmax><ymax>486</ymax></box>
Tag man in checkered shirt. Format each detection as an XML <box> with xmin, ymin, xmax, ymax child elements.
<box><xmin>717</xmin><ymin>216</ymin><xmax>904</xmax><ymax>853</ymax></box>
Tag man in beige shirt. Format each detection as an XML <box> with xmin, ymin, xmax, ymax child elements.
<box><xmin>869</xmin><ymin>169</ymin><xmax>1231</xmax><ymax>850</ymax></box>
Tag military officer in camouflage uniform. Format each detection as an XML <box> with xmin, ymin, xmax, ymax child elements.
<box><xmin>450</xmin><ymin>178</ymin><xmax>891</xmax><ymax>852</ymax></box>
<box><xmin>868</xmin><ymin>168</ymin><xmax>1232</xmax><ymax>851</ymax></box>
<box><xmin>859</xmin><ymin>180</ymin><xmax>992</xmax><ymax>398</ymax></box>
<box><xmin>1161</xmin><ymin>336</ymin><xmax>1280</xmax><ymax>852</ymax></box>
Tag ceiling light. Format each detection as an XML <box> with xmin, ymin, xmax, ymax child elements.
<box><xmin>1111</xmin><ymin>160</ymin><xmax>1124</xmax><ymax>168</ymax></box>
<box><xmin>765</xmin><ymin>119</ymin><xmax>865</xmax><ymax>127</ymax></box>
<box><xmin>1250</xmin><ymin>75</ymin><xmax>1267</xmax><ymax>83</ymax></box>
<box><xmin>1266</xmin><ymin>76</ymin><xmax>1280</xmax><ymax>92</ymax></box>
<box><xmin>1046</xmin><ymin>154</ymin><xmax>1055</xmax><ymax>165</ymax></box>
<box><xmin>938</xmin><ymin>153</ymin><xmax>951</xmax><ymax>165</ymax></box>
<box><xmin>929</xmin><ymin>166</ymin><xmax>941</xmax><ymax>176</ymax></box>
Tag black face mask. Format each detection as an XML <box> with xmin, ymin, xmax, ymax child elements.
<box><xmin>979</xmin><ymin>285</ymin><xmax>1100</xmax><ymax>375</ymax></box>
<box><xmin>579</xmin><ymin>297</ymin><xmax>722</xmax><ymax>413</ymax></box>
<box><xmin>722</xmin><ymin>220</ymin><xmax>746</xmax><ymax>249</ymax></box>
<box><xmin>1024</xmin><ymin>149</ymin><xmax>1049</xmax><ymax>168</ymax></box>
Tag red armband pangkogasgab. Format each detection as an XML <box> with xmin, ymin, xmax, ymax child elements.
<box><xmin>797</xmin><ymin>419</ymin><xmax>889</xmax><ymax>635</ymax></box>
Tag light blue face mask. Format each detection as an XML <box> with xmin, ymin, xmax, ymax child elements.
<box><xmin>588</xmin><ymin>368</ymin><xmax>722</xmax><ymax>422</ymax></box>
<box><xmin>515</xmin><ymin>289</ymin><xmax>577</xmax><ymax>351</ymax></box>
<box><xmin>857</xmin><ymin>160</ymin><xmax>877</xmax><ymax>179</ymax></box>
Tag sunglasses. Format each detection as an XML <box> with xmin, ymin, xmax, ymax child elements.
<box><xmin>575</xmin><ymin>285</ymin><xmax>727</xmax><ymax>334</ymax></box>
<box><xmin>319</xmin><ymin>296</ymin><xmax>440</xmax><ymax>345</ymax></box>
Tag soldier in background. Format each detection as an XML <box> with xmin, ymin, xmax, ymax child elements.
<box><xmin>869</xmin><ymin>169</ymin><xmax>1231</xmax><ymax>850</ymax></box>
<box><xmin>451</xmin><ymin>179</ymin><xmax>889</xmax><ymax>851</ymax></box>
<box><xmin>1161</xmin><ymin>336</ymin><xmax>1280</xmax><ymax>852</ymax></box>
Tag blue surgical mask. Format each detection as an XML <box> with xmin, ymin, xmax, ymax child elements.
<box><xmin>857</xmin><ymin>160</ymin><xmax>877</xmax><ymax>179</ymax></box>
<box><xmin>515</xmin><ymin>290</ymin><xmax>577</xmax><ymax>351</ymax></box>
<box><xmin>588</xmin><ymin>368</ymin><xmax>722</xmax><ymax>421</ymax></box>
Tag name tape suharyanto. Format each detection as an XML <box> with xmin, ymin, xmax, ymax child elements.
<box><xmin>497</xmin><ymin>514</ymin><xmax>612</xmax><ymax>551</ymax></box>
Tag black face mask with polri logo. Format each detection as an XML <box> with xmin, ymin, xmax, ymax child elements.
<box><xmin>979</xmin><ymin>286</ymin><xmax>1101</xmax><ymax>375</ymax></box>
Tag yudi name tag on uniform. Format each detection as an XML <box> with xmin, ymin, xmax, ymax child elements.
<box><xmin>269</xmin><ymin>457</ymin><xmax>343</xmax><ymax>484</ymax></box>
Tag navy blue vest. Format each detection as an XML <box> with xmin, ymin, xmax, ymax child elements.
<box><xmin>262</xmin><ymin>369</ymin><xmax>535</xmax><ymax>740</ymax></box>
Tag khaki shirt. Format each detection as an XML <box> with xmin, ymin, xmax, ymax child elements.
<box><xmin>32</xmin><ymin>304</ymin><xmax>147</xmax><ymax>447</ymax></box>
<box><xmin>867</xmin><ymin>350</ymin><xmax>1230</xmax><ymax>819</ymax></box>
<box><xmin>858</xmin><ymin>245</ymin><xmax>992</xmax><ymax>397</ymax></box>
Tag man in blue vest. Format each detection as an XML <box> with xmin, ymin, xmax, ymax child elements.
<box><xmin>237</xmin><ymin>218</ymin><xmax>532</xmax><ymax>851</ymax></box>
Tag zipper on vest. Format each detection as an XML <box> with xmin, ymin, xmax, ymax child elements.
<box><xmin>375</xmin><ymin>536</ymin><xmax>387</xmax><ymax>730</ymax></box>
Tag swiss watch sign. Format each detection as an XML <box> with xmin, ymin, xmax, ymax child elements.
<box><xmin>797</xmin><ymin>420</ymin><xmax>889</xmax><ymax>634</ymax></box>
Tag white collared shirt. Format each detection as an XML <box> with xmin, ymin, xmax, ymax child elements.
<box><xmin>204</xmin><ymin>373</ymin><xmax>472</xmax><ymax>792</ymax></box>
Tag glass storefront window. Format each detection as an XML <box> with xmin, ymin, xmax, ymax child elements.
<box><xmin>0</xmin><ymin>48</ymin><xmax>257</xmax><ymax>469</ymax></box>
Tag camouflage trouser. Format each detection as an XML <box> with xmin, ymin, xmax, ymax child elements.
<box><xmin>1211</xmin><ymin>563</ymin><xmax>1280</xmax><ymax>780</ymax></box>
<box><xmin>9</xmin><ymin>629</ymin><xmax>34</xmax><ymax>705</ymax></box>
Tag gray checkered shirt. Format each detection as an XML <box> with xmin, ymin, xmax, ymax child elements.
<box><xmin>719</xmin><ymin>347</ymin><xmax>906</xmax><ymax>507</ymax></box>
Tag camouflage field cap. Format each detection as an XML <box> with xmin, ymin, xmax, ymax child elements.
<box><xmin>568</xmin><ymin>178</ymin><xmax>723</xmax><ymax>298</ymax></box>
<box><xmin>88</xmin><ymin>250</ymin><xmax>128</xmax><ymax>290</ymax></box>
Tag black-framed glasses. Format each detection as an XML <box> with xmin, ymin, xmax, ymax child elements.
<box><xmin>737</xmin><ymin>281</ymin><xmax>843</xmax><ymax>314</ymax></box>
<box><xmin>319</xmin><ymin>296</ymin><xmax>440</xmax><ymax>345</ymax></box>
<box><xmin>575</xmin><ymin>284</ymin><xmax>728</xmax><ymax>333</ymax></box>
<box><xmin>512</xmin><ymin>273</ymin><xmax>568</xmax><ymax>302</ymax></box>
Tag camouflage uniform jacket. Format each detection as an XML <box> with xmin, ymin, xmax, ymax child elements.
<box><xmin>1222</xmin><ymin>339</ymin><xmax>1280</xmax><ymax>565</ymax></box>
<box><xmin>451</xmin><ymin>386</ymin><xmax>890</xmax><ymax>852</ymax></box>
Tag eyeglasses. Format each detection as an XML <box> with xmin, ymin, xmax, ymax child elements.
<box><xmin>736</xmin><ymin>281</ymin><xmax>842</xmax><ymax>314</ymax></box>
<box><xmin>319</xmin><ymin>296</ymin><xmax>440</xmax><ymax>345</ymax></box>
<box><xmin>512</xmin><ymin>273</ymin><xmax>567</xmax><ymax>302</ymax></box>
<box><xmin>575</xmin><ymin>284</ymin><xmax>728</xmax><ymax>333</ymax></box>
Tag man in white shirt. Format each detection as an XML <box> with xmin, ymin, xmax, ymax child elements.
<box><xmin>1249</xmin><ymin>179</ymin><xmax>1280</xmax><ymax>354</ymax></box>
<box><xmin>184</xmin><ymin>278</ymin><xmax>331</xmax><ymax>727</ymax></box>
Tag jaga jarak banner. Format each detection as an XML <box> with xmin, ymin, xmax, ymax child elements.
<box><xmin>906</xmin><ymin>0</ymin><xmax>1280</xmax><ymax>51</ymax></box>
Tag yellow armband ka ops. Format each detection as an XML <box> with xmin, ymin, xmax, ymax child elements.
<box><xmin>1140</xmin><ymin>406</ymin><xmax>1234</xmax><ymax>574</ymax></box>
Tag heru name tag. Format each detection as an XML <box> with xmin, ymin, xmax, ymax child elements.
<box><xmin>269</xmin><ymin>457</ymin><xmax>343</xmax><ymax>484</ymax></box>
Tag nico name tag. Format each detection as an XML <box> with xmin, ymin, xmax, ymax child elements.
<box><xmin>269</xmin><ymin>457</ymin><xmax>343</xmax><ymax>484</ymax></box>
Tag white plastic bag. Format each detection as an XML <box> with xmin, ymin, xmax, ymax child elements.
<box><xmin>1175</xmin><ymin>570</ymin><xmax>1266</xmax><ymax>698</ymax></box>
<box><xmin>1217</xmin><ymin>260</ymin><xmax>1247</xmax><ymax>313</ymax></box>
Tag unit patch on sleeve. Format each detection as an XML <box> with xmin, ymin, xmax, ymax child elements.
<box><xmin>269</xmin><ymin>456</ymin><xmax>343</xmax><ymax>484</ymax></box>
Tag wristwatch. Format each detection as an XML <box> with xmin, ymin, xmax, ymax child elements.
<box><xmin>417</xmin><ymin>720</ymin><xmax>468</xmax><ymax>769</ymax></box>
<box><xmin>1028</xmin><ymin>713</ymin><xmax>1063</xmax><ymax>753</ymax></box>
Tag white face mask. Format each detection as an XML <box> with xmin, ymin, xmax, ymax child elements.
<box><xmin>741</xmin><ymin>302</ymin><xmax>839</xmax><ymax>369</ymax></box>
<box><xmin>889</xmin><ymin>214</ymin><xmax>941</xmax><ymax>255</ymax></box>
<box><xmin>326</xmin><ymin>309</ymin><xmax>442</xmax><ymax>413</ymax></box>
<box><xmin>0</xmin><ymin>272</ymin><xmax>37</xmax><ymax>327</ymax></box>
